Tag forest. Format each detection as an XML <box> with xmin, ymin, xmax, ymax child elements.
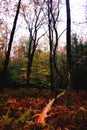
<box><xmin>0</xmin><ymin>0</ymin><xmax>87</xmax><ymax>129</ymax></box>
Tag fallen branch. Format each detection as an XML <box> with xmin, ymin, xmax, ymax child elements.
<box><xmin>56</xmin><ymin>90</ymin><xmax>66</xmax><ymax>99</ymax></box>
<box><xmin>36</xmin><ymin>90</ymin><xmax>66</xmax><ymax>124</ymax></box>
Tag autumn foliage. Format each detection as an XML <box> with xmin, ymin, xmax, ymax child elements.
<box><xmin>0</xmin><ymin>88</ymin><xmax>87</xmax><ymax>130</ymax></box>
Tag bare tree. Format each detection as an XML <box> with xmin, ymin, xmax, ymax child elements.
<box><xmin>47</xmin><ymin>0</ymin><xmax>54</xmax><ymax>91</ymax></box>
<box><xmin>21</xmin><ymin>0</ymin><xmax>46</xmax><ymax>86</ymax></box>
<box><xmin>2</xmin><ymin>0</ymin><xmax>21</xmax><ymax>87</ymax></box>
<box><xmin>44</xmin><ymin>0</ymin><xmax>64</xmax><ymax>91</ymax></box>
<box><xmin>66</xmin><ymin>0</ymin><xmax>72</xmax><ymax>107</ymax></box>
<box><xmin>51</xmin><ymin>0</ymin><xmax>64</xmax><ymax>84</ymax></box>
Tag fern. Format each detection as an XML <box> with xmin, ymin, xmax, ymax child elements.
<box><xmin>17</xmin><ymin>108</ymin><xmax>33</xmax><ymax>123</ymax></box>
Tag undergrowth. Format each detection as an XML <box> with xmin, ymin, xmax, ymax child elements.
<box><xmin>0</xmin><ymin>87</ymin><xmax>87</xmax><ymax>130</ymax></box>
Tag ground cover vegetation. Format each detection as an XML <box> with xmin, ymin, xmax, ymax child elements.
<box><xmin>0</xmin><ymin>87</ymin><xmax>87</xmax><ymax>130</ymax></box>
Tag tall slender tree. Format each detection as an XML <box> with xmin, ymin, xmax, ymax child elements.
<box><xmin>66</xmin><ymin>0</ymin><xmax>72</xmax><ymax>107</ymax></box>
<box><xmin>2</xmin><ymin>0</ymin><xmax>21</xmax><ymax>87</ymax></box>
<box><xmin>45</xmin><ymin>0</ymin><xmax>64</xmax><ymax>91</ymax></box>
<box><xmin>47</xmin><ymin>0</ymin><xmax>54</xmax><ymax>91</ymax></box>
<box><xmin>21</xmin><ymin>0</ymin><xmax>46</xmax><ymax>86</ymax></box>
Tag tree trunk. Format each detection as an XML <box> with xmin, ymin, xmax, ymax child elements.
<box><xmin>26</xmin><ymin>60</ymin><xmax>32</xmax><ymax>86</ymax></box>
<box><xmin>66</xmin><ymin>0</ymin><xmax>72</xmax><ymax>107</ymax></box>
<box><xmin>2</xmin><ymin>0</ymin><xmax>21</xmax><ymax>87</ymax></box>
<box><xmin>50</xmin><ymin>51</ymin><xmax>54</xmax><ymax>91</ymax></box>
<box><xmin>48</xmin><ymin>0</ymin><xmax>54</xmax><ymax>91</ymax></box>
<box><xmin>26</xmin><ymin>36</ymin><xmax>32</xmax><ymax>86</ymax></box>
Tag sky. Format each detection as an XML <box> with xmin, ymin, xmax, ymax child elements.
<box><xmin>58</xmin><ymin>0</ymin><xmax>87</xmax><ymax>46</ymax></box>
<box><xmin>70</xmin><ymin>0</ymin><xmax>86</xmax><ymax>36</ymax></box>
<box><xmin>23</xmin><ymin>0</ymin><xmax>87</xmax><ymax>43</ymax></box>
<box><xmin>14</xmin><ymin>0</ymin><xmax>87</xmax><ymax>42</ymax></box>
<box><xmin>0</xmin><ymin>0</ymin><xmax>87</xmax><ymax>47</ymax></box>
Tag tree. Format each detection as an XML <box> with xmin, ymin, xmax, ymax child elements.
<box><xmin>47</xmin><ymin>0</ymin><xmax>54</xmax><ymax>91</ymax></box>
<box><xmin>44</xmin><ymin>0</ymin><xmax>64</xmax><ymax>91</ymax></box>
<box><xmin>0</xmin><ymin>21</ymin><xmax>8</xmax><ymax>90</ymax></box>
<box><xmin>1</xmin><ymin>0</ymin><xmax>21</xmax><ymax>87</ymax></box>
<box><xmin>51</xmin><ymin>0</ymin><xmax>65</xmax><ymax>87</ymax></box>
<box><xmin>65</xmin><ymin>0</ymin><xmax>72</xmax><ymax>107</ymax></box>
<box><xmin>21</xmin><ymin>0</ymin><xmax>46</xmax><ymax>86</ymax></box>
<box><xmin>31</xmin><ymin>50</ymin><xmax>50</xmax><ymax>87</ymax></box>
<box><xmin>71</xmin><ymin>34</ymin><xmax>87</xmax><ymax>91</ymax></box>
<box><xmin>0</xmin><ymin>20</ymin><xmax>8</xmax><ymax>58</ymax></box>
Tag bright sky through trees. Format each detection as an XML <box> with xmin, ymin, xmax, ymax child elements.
<box><xmin>0</xmin><ymin>0</ymin><xmax>87</xmax><ymax>47</ymax></box>
<box><xmin>70</xmin><ymin>0</ymin><xmax>87</xmax><ymax>38</ymax></box>
<box><xmin>59</xmin><ymin>0</ymin><xmax>87</xmax><ymax>45</ymax></box>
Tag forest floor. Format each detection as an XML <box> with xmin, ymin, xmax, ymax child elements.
<box><xmin>0</xmin><ymin>87</ymin><xmax>87</xmax><ymax>130</ymax></box>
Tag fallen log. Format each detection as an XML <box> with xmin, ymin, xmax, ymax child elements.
<box><xmin>36</xmin><ymin>90</ymin><xmax>66</xmax><ymax>124</ymax></box>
